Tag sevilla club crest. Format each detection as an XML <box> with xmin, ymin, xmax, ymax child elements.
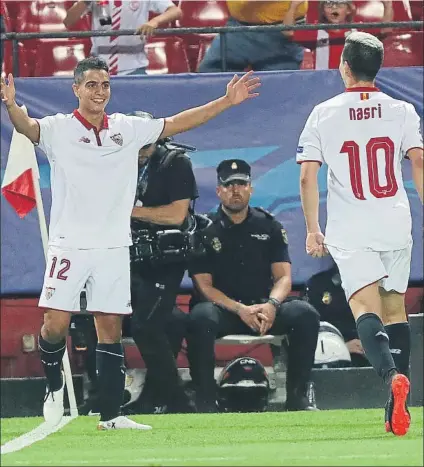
<box><xmin>45</xmin><ymin>287</ymin><xmax>56</xmax><ymax>300</ymax></box>
<box><xmin>110</xmin><ymin>133</ymin><xmax>124</xmax><ymax>146</ymax></box>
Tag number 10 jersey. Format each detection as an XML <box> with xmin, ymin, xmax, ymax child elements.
<box><xmin>296</xmin><ymin>87</ymin><xmax>423</xmax><ymax>251</ymax></box>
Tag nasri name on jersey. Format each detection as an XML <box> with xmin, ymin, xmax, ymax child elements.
<box><xmin>349</xmin><ymin>103</ymin><xmax>382</xmax><ymax>121</ymax></box>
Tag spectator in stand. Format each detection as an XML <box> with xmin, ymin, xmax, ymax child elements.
<box><xmin>64</xmin><ymin>0</ymin><xmax>182</xmax><ymax>75</ymax></box>
<box><xmin>198</xmin><ymin>1</ymin><xmax>308</xmax><ymax>72</ymax></box>
<box><xmin>283</xmin><ymin>0</ymin><xmax>393</xmax><ymax>69</ymax></box>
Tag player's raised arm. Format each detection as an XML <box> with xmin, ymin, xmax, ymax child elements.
<box><xmin>1</xmin><ymin>74</ymin><xmax>40</xmax><ymax>144</ymax></box>
<box><xmin>408</xmin><ymin>148</ymin><xmax>423</xmax><ymax>204</ymax></box>
<box><xmin>160</xmin><ymin>71</ymin><xmax>260</xmax><ymax>138</ymax></box>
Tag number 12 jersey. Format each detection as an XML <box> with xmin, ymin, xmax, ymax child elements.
<box><xmin>297</xmin><ymin>87</ymin><xmax>423</xmax><ymax>251</ymax></box>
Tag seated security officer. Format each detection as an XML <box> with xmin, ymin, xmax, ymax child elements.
<box><xmin>187</xmin><ymin>159</ymin><xmax>320</xmax><ymax>412</ymax></box>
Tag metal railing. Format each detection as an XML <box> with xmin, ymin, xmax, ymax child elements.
<box><xmin>1</xmin><ymin>20</ymin><xmax>423</xmax><ymax>76</ymax></box>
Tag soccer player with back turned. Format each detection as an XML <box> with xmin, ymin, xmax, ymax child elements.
<box><xmin>297</xmin><ymin>31</ymin><xmax>423</xmax><ymax>436</ymax></box>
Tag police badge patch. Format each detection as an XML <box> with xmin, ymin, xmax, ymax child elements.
<box><xmin>322</xmin><ymin>291</ymin><xmax>332</xmax><ymax>305</ymax></box>
<box><xmin>211</xmin><ymin>237</ymin><xmax>222</xmax><ymax>252</ymax></box>
<box><xmin>45</xmin><ymin>287</ymin><xmax>56</xmax><ymax>300</ymax></box>
<box><xmin>281</xmin><ymin>229</ymin><xmax>288</xmax><ymax>244</ymax></box>
<box><xmin>110</xmin><ymin>133</ymin><xmax>123</xmax><ymax>146</ymax></box>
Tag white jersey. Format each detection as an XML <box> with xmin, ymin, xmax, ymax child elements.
<box><xmin>89</xmin><ymin>0</ymin><xmax>174</xmax><ymax>75</ymax></box>
<box><xmin>297</xmin><ymin>87</ymin><xmax>423</xmax><ymax>251</ymax></box>
<box><xmin>36</xmin><ymin>111</ymin><xmax>164</xmax><ymax>249</ymax></box>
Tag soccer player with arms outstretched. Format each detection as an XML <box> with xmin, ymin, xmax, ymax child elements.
<box><xmin>297</xmin><ymin>32</ymin><xmax>423</xmax><ymax>436</ymax></box>
<box><xmin>0</xmin><ymin>57</ymin><xmax>260</xmax><ymax>430</ymax></box>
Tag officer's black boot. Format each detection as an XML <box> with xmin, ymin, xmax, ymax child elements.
<box><xmin>194</xmin><ymin>383</ymin><xmax>218</xmax><ymax>413</ymax></box>
<box><xmin>167</xmin><ymin>382</ymin><xmax>197</xmax><ymax>413</ymax></box>
<box><xmin>285</xmin><ymin>381</ymin><xmax>318</xmax><ymax>411</ymax></box>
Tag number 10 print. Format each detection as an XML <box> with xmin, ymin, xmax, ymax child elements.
<box><xmin>340</xmin><ymin>136</ymin><xmax>398</xmax><ymax>200</ymax></box>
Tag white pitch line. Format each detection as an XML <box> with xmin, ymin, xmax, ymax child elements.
<box><xmin>1</xmin><ymin>415</ymin><xmax>77</xmax><ymax>455</ymax></box>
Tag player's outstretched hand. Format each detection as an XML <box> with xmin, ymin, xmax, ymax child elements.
<box><xmin>1</xmin><ymin>74</ymin><xmax>16</xmax><ymax>107</ymax></box>
<box><xmin>306</xmin><ymin>232</ymin><xmax>328</xmax><ymax>258</ymax></box>
<box><xmin>225</xmin><ymin>70</ymin><xmax>261</xmax><ymax>105</ymax></box>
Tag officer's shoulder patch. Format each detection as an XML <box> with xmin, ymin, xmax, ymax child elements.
<box><xmin>281</xmin><ymin>229</ymin><xmax>288</xmax><ymax>244</ymax></box>
<box><xmin>254</xmin><ymin>206</ymin><xmax>275</xmax><ymax>219</ymax></box>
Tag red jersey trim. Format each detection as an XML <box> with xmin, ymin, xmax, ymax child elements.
<box><xmin>73</xmin><ymin>110</ymin><xmax>109</xmax><ymax>130</ymax></box>
<box><xmin>345</xmin><ymin>86</ymin><xmax>380</xmax><ymax>93</ymax></box>
<box><xmin>73</xmin><ymin>110</ymin><xmax>108</xmax><ymax>146</ymax></box>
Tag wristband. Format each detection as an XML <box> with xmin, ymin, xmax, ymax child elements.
<box><xmin>267</xmin><ymin>297</ymin><xmax>281</xmax><ymax>310</ymax></box>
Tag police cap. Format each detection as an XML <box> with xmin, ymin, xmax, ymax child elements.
<box><xmin>217</xmin><ymin>159</ymin><xmax>251</xmax><ymax>185</ymax></box>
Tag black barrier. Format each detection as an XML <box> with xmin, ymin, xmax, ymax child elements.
<box><xmin>1</xmin><ymin>20</ymin><xmax>423</xmax><ymax>76</ymax></box>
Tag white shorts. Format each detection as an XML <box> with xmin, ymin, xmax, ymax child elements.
<box><xmin>38</xmin><ymin>246</ymin><xmax>132</xmax><ymax>315</ymax></box>
<box><xmin>327</xmin><ymin>243</ymin><xmax>413</xmax><ymax>301</ymax></box>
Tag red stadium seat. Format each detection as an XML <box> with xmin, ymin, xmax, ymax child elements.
<box><xmin>382</xmin><ymin>31</ymin><xmax>424</xmax><ymax>66</ymax></box>
<box><xmin>34</xmin><ymin>39</ymin><xmax>90</xmax><ymax>77</ymax></box>
<box><xmin>14</xmin><ymin>1</ymin><xmax>39</xmax><ymax>33</ymax></box>
<box><xmin>409</xmin><ymin>0</ymin><xmax>424</xmax><ymax>21</ymax></box>
<box><xmin>195</xmin><ymin>36</ymin><xmax>214</xmax><ymax>70</ymax></box>
<box><xmin>1</xmin><ymin>1</ymin><xmax>13</xmax><ymax>31</ymax></box>
<box><xmin>354</xmin><ymin>0</ymin><xmax>412</xmax><ymax>22</ymax></box>
<box><xmin>4</xmin><ymin>1</ymin><xmax>27</xmax><ymax>32</ymax></box>
<box><xmin>1</xmin><ymin>2</ymin><xmax>32</xmax><ymax>76</ymax></box>
<box><xmin>36</xmin><ymin>0</ymin><xmax>68</xmax><ymax>32</ymax></box>
<box><xmin>176</xmin><ymin>0</ymin><xmax>229</xmax><ymax>71</ymax></box>
<box><xmin>2</xmin><ymin>41</ymin><xmax>31</xmax><ymax>77</ymax></box>
<box><xmin>305</xmin><ymin>1</ymin><xmax>320</xmax><ymax>23</ymax></box>
<box><xmin>145</xmin><ymin>36</ymin><xmax>190</xmax><ymax>74</ymax></box>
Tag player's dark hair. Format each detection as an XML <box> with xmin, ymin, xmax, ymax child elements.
<box><xmin>74</xmin><ymin>57</ymin><xmax>109</xmax><ymax>84</ymax></box>
<box><xmin>342</xmin><ymin>32</ymin><xmax>384</xmax><ymax>82</ymax></box>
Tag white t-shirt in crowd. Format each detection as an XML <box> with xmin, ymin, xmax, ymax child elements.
<box><xmin>36</xmin><ymin>110</ymin><xmax>164</xmax><ymax>249</ymax></box>
<box><xmin>90</xmin><ymin>0</ymin><xmax>174</xmax><ymax>75</ymax></box>
<box><xmin>297</xmin><ymin>87</ymin><xmax>423</xmax><ymax>251</ymax></box>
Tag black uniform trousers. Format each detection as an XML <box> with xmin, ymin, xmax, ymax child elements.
<box><xmin>130</xmin><ymin>261</ymin><xmax>188</xmax><ymax>409</ymax></box>
<box><xmin>187</xmin><ymin>299</ymin><xmax>320</xmax><ymax>406</ymax></box>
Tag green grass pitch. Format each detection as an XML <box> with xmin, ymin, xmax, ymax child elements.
<box><xmin>1</xmin><ymin>408</ymin><xmax>423</xmax><ymax>466</ymax></box>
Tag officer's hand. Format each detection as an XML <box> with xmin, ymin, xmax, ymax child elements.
<box><xmin>346</xmin><ymin>338</ymin><xmax>365</xmax><ymax>355</ymax></box>
<box><xmin>238</xmin><ymin>305</ymin><xmax>261</xmax><ymax>332</ymax></box>
<box><xmin>306</xmin><ymin>232</ymin><xmax>328</xmax><ymax>258</ymax></box>
<box><xmin>256</xmin><ymin>303</ymin><xmax>276</xmax><ymax>335</ymax></box>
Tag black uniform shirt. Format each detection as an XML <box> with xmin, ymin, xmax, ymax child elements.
<box><xmin>189</xmin><ymin>206</ymin><xmax>291</xmax><ymax>305</ymax></box>
<box><xmin>305</xmin><ymin>266</ymin><xmax>358</xmax><ymax>341</ymax></box>
<box><xmin>133</xmin><ymin>151</ymin><xmax>198</xmax><ymax>232</ymax></box>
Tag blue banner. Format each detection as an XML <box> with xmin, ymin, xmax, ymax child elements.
<box><xmin>1</xmin><ymin>67</ymin><xmax>423</xmax><ymax>295</ymax></box>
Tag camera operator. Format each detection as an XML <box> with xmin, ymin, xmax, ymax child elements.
<box><xmin>129</xmin><ymin>111</ymin><xmax>199</xmax><ymax>413</ymax></box>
